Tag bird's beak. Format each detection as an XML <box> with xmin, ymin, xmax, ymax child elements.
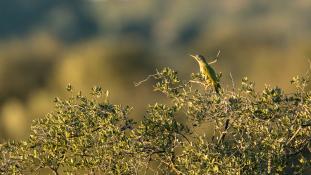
<box><xmin>190</xmin><ymin>54</ymin><xmax>198</xmax><ymax>62</ymax></box>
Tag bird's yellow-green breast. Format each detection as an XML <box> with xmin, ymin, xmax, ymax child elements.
<box><xmin>190</xmin><ymin>54</ymin><xmax>221</xmax><ymax>93</ymax></box>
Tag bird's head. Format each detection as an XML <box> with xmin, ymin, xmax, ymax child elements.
<box><xmin>190</xmin><ymin>54</ymin><xmax>207</xmax><ymax>64</ymax></box>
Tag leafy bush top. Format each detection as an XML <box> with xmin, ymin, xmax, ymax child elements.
<box><xmin>1</xmin><ymin>67</ymin><xmax>310</xmax><ymax>175</ymax></box>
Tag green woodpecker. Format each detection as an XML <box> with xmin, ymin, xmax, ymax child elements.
<box><xmin>190</xmin><ymin>54</ymin><xmax>221</xmax><ymax>94</ymax></box>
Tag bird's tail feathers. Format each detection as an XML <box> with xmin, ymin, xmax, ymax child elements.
<box><xmin>214</xmin><ymin>83</ymin><xmax>221</xmax><ymax>94</ymax></box>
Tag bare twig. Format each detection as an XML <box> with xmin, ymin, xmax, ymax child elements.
<box><xmin>229</xmin><ymin>72</ymin><xmax>235</xmax><ymax>91</ymax></box>
<box><xmin>216</xmin><ymin>50</ymin><xmax>221</xmax><ymax>58</ymax></box>
<box><xmin>286</xmin><ymin>126</ymin><xmax>301</xmax><ymax>145</ymax></box>
<box><xmin>134</xmin><ymin>74</ymin><xmax>157</xmax><ymax>87</ymax></box>
<box><xmin>208</xmin><ymin>50</ymin><xmax>221</xmax><ymax>65</ymax></box>
<box><xmin>177</xmin><ymin>133</ymin><xmax>191</xmax><ymax>144</ymax></box>
<box><xmin>217</xmin><ymin>119</ymin><xmax>230</xmax><ymax>145</ymax></box>
<box><xmin>189</xmin><ymin>80</ymin><xmax>206</xmax><ymax>87</ymax></box>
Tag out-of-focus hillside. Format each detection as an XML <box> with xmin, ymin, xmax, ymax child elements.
<box><xmin>0</xmin><ymin>0</ymin><xmax>311</xmax><ymax>140</ymax></box>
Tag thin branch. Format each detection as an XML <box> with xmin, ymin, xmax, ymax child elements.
<box><xmin>177</xmin><ymin>133</ymin><xmax>191</xmax><ymax>144</ymax></box>
<box><xmin>229</xmin><ymin>72</ymin><xmax>235</xmax><ymax>91</ymax></box>
<box><xmin>208</xmin><ymin>50</ymin><xmax>221</xmax><ymax>65</ymax></box>
<box><xmin>189</xmin><ymin>80</ymin><xmax>209</xmax><ymax>89</ymax></box>
<box><xmin>286</xmin><ymin>126</ymin><xmax>301</xmax><ymax>145</ymax></box>
<box><xmin>216</xmin><ymin>50</ymin><xmax>221</xmax><ymax>58</ymax></box>
<box><xmin>217</xmin><ymin>119</ymin><xmax>230</xmax><ymax>145</ymax></box>
<box><xmin>134</xmin><ymin>74</ymin><xmax>157</xmax><ymax>87</ymax></box>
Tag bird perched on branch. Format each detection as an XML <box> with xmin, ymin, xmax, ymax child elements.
<box><xmin>190</xmin><ymin>54</ymin><xmax>221</xmax><ymax>94</ymax></box>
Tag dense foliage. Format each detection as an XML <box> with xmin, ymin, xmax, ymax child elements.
<box><xmin>1</xmin><ymin>67</ymin><xmax>310</xmax><ymax>174</ymax></box>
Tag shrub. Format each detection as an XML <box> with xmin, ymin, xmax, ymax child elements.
<box><xmin>0</xmin><ymin>67</ymin><xmax>310</xmax><ymax>174</ymax></box>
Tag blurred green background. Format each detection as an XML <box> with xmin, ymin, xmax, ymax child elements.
<box><xmin>0</xmin><ymin>0</ymin><xmax>311</xmax><ymax>140</ymax></box>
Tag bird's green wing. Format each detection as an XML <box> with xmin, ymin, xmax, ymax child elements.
<box><xmin>205</xmin><ymin>64</ymin><xmax>219</xmax><ymax>83</ymax></box>
<box><xmin>206</xmin><ymin>64</ymin><xmax>221</xmax><ymax>94</ymax></box>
